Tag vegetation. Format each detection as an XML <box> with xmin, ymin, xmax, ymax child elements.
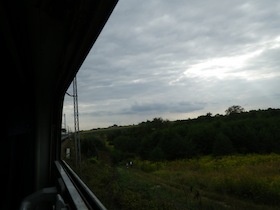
<box><xmin>225</xmin><ymin>105</ymin><xmax>245</xmax><ymax>115</ymax></box>
<box><xmin>66</xmin><ymin>154</ymin><xmax>280</xmax><ymax>210</ymax></box>
<box><xmin>63</xmin><ymin>107</ymin><xmax>280</xmax><ymax>209</ymax></box>
<box><xmin>80</xmin><ymin>107</ymin><xmax>280</xmax><ymax>162</ymax></box>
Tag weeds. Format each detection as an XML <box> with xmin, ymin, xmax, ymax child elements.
<box><xmin>76</xmin><ymin>154</ymin><xmax>280</xmax><ymax>210</ymax></box>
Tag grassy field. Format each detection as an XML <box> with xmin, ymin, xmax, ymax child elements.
<box><xmin>76</xmin><ymin>153</ymin><xmax>280</xmax><ymax>210</ymax></box>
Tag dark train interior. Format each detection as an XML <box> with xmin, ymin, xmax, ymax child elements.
<box><xmin>1</xmin><ymin>0</ymin><xmax>118</xmax><ymax>209</ymax></box>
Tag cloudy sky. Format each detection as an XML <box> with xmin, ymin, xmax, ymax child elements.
<box><xmin>63</xmin><ymin>0</ymin><xmax>280</xmax><ymax>130</ymax></box>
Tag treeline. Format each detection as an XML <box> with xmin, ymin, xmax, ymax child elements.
<box><xmin>80</xmin><ymin>108</ymin><xmax>280</xmax><ymax>163</ymax></box>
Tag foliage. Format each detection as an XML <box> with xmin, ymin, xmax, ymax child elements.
<box><xmin>79</xmin><ymin>108</ymin><xmax>280</xmax><ymax>163</ymax></box>
<box><xmin>66</xmin><ymin>107</ymin><xmax>280</xmax><ymax>209</ymax></box>
<box><xmin>74</xmin><ymin>154</ymin><xmax>280</xmax><ymax>210</ymax></box>
<box><xmin>212</xmin><ymin>132</ymin><xmax>235</xmax><ymax>156</ymax></box>
<box><xmin>225</xmin><ymin>105</ymin><xmax>245</xmax><ymax>115</ymax></box>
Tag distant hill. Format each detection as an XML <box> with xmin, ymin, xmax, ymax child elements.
<box><xmin>80</xmin><ymin>108</ymin><xmax>280</xmax><ymax>163</ymax></box>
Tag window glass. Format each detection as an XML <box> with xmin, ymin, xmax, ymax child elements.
<box><xmin>62</xmin><ymin>1</ymin><xmax>280</xmax><ymax>209</ymax></box>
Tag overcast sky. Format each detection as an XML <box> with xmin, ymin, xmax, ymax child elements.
<box><xmin>63</xmin><ymin>0</ymin><xmax>280</xmax><ymax>130</ymax></box>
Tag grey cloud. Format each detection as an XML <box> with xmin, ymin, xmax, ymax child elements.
<box><xmin>79</xmin><ymin>100</ymin><xmax>205</xmax><ymax>117</ymax></box>
<box><xmin>65</xmin><ymin>0</ymin><xmax>280</xmax><ymax>129</ymax></box>
<box><xmin>120</xmin><ymin>101</ymin><xmax>205</xmax><ymax>115</ymax></box>
<box><xmin>247</xmin><ymin>47</ymin><xmax>280</xmax><ymax>73</ymax></box>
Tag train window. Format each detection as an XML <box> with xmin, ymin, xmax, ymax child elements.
<box><xmin>62</xmin><ymin>0</ymin><xmax>280</xmax><ymax>209</ymax></box>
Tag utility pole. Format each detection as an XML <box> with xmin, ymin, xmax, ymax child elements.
<box><xmin>66</xmin><ymin>76</ymin><xmax>81</xmax><ymax>168</ymax></box>
<box><xmin>63</xmin><ymin>113</ymin><xmax>67</xmax><ymax>131</ymax></box>
<box><xmin>73</xmin><ymin>76</ymin><xmax>81</xmax><ymax>168</ymax></box>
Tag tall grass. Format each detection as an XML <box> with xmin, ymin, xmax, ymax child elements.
<box><xmin>156</xmin><ymin>153</ymin><xmax>280</xmax><ymax>206</ymax></box>
<box><xmin>76</xmin><ymin>153</ymin><xmax>280</xmax><ymax>210</ymax></box>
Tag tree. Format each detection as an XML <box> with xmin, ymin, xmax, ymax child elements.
<box><xmin>225</xmin><ymin>105</ymin><xmax>245</xmax><ymax>115</ymax></box>
<box><xmin>212</xmin><ymin>132</ymin><xmax>235</xmax><ymax>156</ymax></box>
<box><xmin>206</xmin><ymin>112</ymin><xmax>212</xmax><ymax>117</ymax></box>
